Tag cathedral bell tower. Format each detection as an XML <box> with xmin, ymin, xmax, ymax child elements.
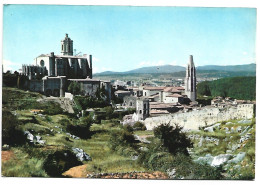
<box><xmin>185</xmin><ymin>55</ymin><xmax>197</xmax><ymax>102</ymax></box>
<box><xmin>61</xmin><ymin>33</ymin><xmax>73</xmax><ymax>56</ymax></box>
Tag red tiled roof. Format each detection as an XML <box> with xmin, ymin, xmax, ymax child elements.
<box><xmin>143</xmin><ymin>86</ymin><xmax>165</xmax><ymax>90</ymax></box>
<box><xmin>166</xmin><ymin>93</ymin><xmax>183</xmax><ymax>98</ymax></box>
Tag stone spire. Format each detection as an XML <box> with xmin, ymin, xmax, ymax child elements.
<box><xmin>185</xmin><ymin>55</ymin><xmax>197</xmax><ymax>101</ymax></box>
<box><xmin>61</xmin><ymin>33</ymin><xmax>73</xmax><ymax>56</ymax></box>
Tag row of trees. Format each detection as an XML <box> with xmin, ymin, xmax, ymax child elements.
<box><xmin>197</xmin><ymin>76</ymin><xmax>256</xmax><ymax>100</ymax></box>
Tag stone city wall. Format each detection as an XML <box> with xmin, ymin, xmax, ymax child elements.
<box><xmin>144</xmin><ymin>104</ymin><xmax>254</xmax><ymax>131</ymax></box>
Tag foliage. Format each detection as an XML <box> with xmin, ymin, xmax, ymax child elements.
<box><xmin>43</xmin><ymin>150</ymin><xmax>82</xmax><ymax>177</ymax></box>
<box><xmin>133</xmin><ymin>121</ymin><xmax>146</xmax><ymax>131</ymax></box>
<box><xmin>109</xmin><ymin>126</ymin><xmax>136</xmax><ymax>152</ymax></box>
<box><xmin>68</xmin><ymin>81</ymin><xmax>80</xmax><ymax>95</ymax></box>
<box><xmin>197</xmin><ymin>81</ymin><xmax>211</xmax><ymax>96</ymax></box>
<box><xmin>66</xmin><ymin>115</ymin><xmax>93</xmax><ymax>139</ymax></box>
<box><xmin>3</xmin><ymin>71</ymin><xmax>19</xmax><ymax>87</ymax></box>
<box><xmin>111</xmin><ymin>86</ymin><xmax>123</xmax><ymax>104</ymax></box>
<box><xmin>103</xmin><ymin>106</ymin><xmax>114</xmax><ymax>119</ymax></box>
<box><xmin>154</xmin><ymin>123</ymin><xmax>193</xmax><ymax>155</ymax></box>
<box><xmin>197</xmin><ymin>76</ymin><xmax>256</xmax><ymax>100</ymax></box>
<box><xmin>2</xmin><ymin>109</ymin><xmax>26</xmax><ymax>146</ymax></box>
<box><xmin>42</xmin><ymin>101</ymin><xmax>64</xmax><ymax>115</ymax></box>
<box><xmin>138</xmin><ymin>138</ymin><xmax>222</xmax><ymax>179</ymax></box>
<box><xmin>74</xmin><ymin>95</ymin><xmax>110</xmax><ymax>110</ymax></box>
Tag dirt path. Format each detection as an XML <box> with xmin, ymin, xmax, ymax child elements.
<box><xmin>63</xmin><ymin>164</ymin><xmax>168</xmax><ymax>179</ymax></box>
<box><xmin>1</xmin><ymin>151</ymin><xmax>14</xmax><ymax>162</ymax></box>
<box><xmin>62</xmin><ymin>164</ymin><xmax>88</xmax><ymax>178</ymax></box>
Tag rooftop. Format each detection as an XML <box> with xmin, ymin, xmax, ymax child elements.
<box><xmin>166</xmin><ymin>93</ymin><xmax>183</xmax><ymax>98</ymax></box>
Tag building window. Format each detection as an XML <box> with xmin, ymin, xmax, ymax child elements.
<box><xmin>139</xmin><ymin>110</ymin><xmax>142</xmax><ymax>114</ymax></box>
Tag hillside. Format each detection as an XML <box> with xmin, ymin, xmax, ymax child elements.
<box><xmin>94</xmin><ymin>63</ymin><xmax>256</xmax><ymax>76</ymax></box>
<box><xmin>197</xmin><ymin>76</ymin><xmax>256</xmax><ymax>100</ymax></box>
<box><xmin>197</xmin><ymin>63</ymin><xmax>256</xmax><ymax>72</ymax></box>
<box><xmin>1</xmin><ymin>87</ymin><xmax>255</xmax><ymax>179</ymax></box>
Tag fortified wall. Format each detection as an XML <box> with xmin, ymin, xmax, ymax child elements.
<box><xmin>144</xmin><ymin>104</ymin><xmax>255</xmax><ymax>130</ymax></box>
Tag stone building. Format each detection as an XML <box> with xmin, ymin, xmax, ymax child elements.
<box><xmin>136</xmin><ymin>98</ymin><xmax>150</xmax><ymax>120</ymax></box>
<box><xmin>22</xmin><ymin>34</ymin><xmax>92</xmax><ymax>80</ymax></box>
<box><xmin>20</xmin><ymin>34</ymin><xmax>110</xmax><ymax>100</ymax></box>
<box><xmin>185</xmin><ymin>55</ymin><xmax>197</xmax><ymax>102</ymax></box>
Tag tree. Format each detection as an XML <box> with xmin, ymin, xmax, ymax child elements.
<box><xmin>68</xmin><ymin>82</ymin><xmax>81</xmax><ymax>95</ymax></box>
<box><xmin>154</xmin><ymin>123</ymin><xmax>193</xmax><ymax>155</ymax></box>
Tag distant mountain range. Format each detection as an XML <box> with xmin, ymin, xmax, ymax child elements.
<box><xmin>94</xmin><ymin>63</ymin><xmax>256</xmax><ymax>76</ymax></box>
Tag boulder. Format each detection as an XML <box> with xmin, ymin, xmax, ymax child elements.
<box><xmin>228</xmin><ymin>152</ymin><xmax>246</xmax><ymax>164</ymax></box>
<box><xmin>167</xmin><ymin>168</ymin><xmax>176</xmax><ymax>179</ymax></box>
<box><xmin>238</xmin><ymin>120</ymin><xmax>251</xmax><ymax>124</ymax></box>
<box><xmin>72</xmin><ymin>147</ymin><xmax>91</xmax><ymax>161</ymax></box>
<box><xmin>225</xmin><ymin>122</ymin><xmax>233</xmax><ymax>125</ymax></box>
<box><xmin>198</xmin><ymin>136</ymin><xmax>204</xmax><ymax>147</ymax></box>
<box><xmin>204</xmin><ymin>126</ymin><xmax>214</xmax><ymax>132</ymax></box>
<box><xmin>211</xmin><ymin>154</ymin><xmax>233</xmax><ymax>166</ymax></box>
<box><xmin>24</xmin><ymin>131</ymin><xmax>34</xmax><ymax>143</ymax></box>
<box><xmin>194</xmin><ymin>154</ymin><xmax>213</xmax><ymax>166</ymax></box>
<box><xmin>24</xmin><ymin>131</ymin><xmax>45</xmax><ymax>145</ymax></box>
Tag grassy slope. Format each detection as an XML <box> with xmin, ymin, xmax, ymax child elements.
<box><xmin>2</xmin><ymin>87</ymin><xmax>148</xmax><ymax>176</ymax></box>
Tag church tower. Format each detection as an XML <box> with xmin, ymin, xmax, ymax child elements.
<box><xmin>185</xmin><ymin>55</ymin><xmax>197</xmax><ymax>102</ymax></box>
<box><xmin>61</xmin><ymin>33</ymin><xmax>73</xmax><ymax>56</ymax></box>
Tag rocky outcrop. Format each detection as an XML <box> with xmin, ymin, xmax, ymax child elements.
<box><xmin>72</xmin><ymin>148</ymin><xmax>91</xmax><ymax>161</ymax></box>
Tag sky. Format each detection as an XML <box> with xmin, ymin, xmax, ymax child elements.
<box><xmin>2</xmin><ymin>5</ymin><xmax>257</xmax><ymax>73</ymax></box>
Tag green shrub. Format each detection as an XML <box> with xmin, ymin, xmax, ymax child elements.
<box><xmin>43</xmin><ymin>150</ymin><xmax>82</xmax><ymax>177</ymax></box>
<box><xmin>154</xmin><ymin>123</ymin><xmax>193</xmax><ymax>155</ymax></box>
<box><xmin>133</xmin><ymin>121</ymin><xmax>146</xmax><ymax>131</ymax></box>
<box><xmin>109</xmin><ymin>127</ymin><xmax>136</xmax><ymax>151</ymax></box>
<box><xmin>66</xmin><ymin>115</ymin><xmax>93</xmax><ymax>139</ymax></box>
<box><xmin>2</xmin><ymin>109</ymin><xmax>26</xmax><ymax>146</ymax></box>
<box><xmin>43</xmin><ymin>102</ymin><xmax>63</xmax><ymax>115</ymax></box>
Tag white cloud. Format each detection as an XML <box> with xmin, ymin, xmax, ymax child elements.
<box><xmin>2</xmin><ymin>59</ymin><xmax>17</xmax><ymax>72</ymax></box>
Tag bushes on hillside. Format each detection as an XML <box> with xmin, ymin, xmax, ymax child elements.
<box><xmin>66</xmin><ymin>115</ymin><xmax>93</xmax><ymax>139</ymax></box>
<box><xmin>109</xmin><ymin>125</ymin><xmax>136</xmax><ymax>152</ymax></box>
<box><xmin>2</xmin><ymin>109</ymin><xmax>26</xmax><ymax>146</ymax></box>
<box><xmin>43</xmin><ymin>150</ymin><xmax>82</xmax><ymax>177</ymax></box>
<box><xmin>138</xmin><ymin>137</ymin><xmax>222</xmax><ymax>179</ymax></box>
<box><xmin>154</xmin><ymin>123</ymin><xmax>192</xmax><ymax>155</ymax></box>
<box><xmin>42</xmin><ymin>101</ymin><xmax>64</xmax><ymax>115</ymax></box>
<box><xmin>133</xmin><ymin>121</ymin><xmax>146</xmax><ymax>131</ymax></box>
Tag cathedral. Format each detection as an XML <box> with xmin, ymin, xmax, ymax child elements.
<box><xmin>21</xmin><ymin>34</ymin><xmax>111</xmax><ymax>100</ymax></box>
<box><xmin>22</xmin><ymin>34</ymin><xmax>92</xmax><ymax>80</ymax></box>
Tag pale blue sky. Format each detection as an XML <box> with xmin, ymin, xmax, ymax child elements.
<box><xmin>3</xmin><ymin>5</ymin><xmax>256</xmax><ymax>73</ymax></box>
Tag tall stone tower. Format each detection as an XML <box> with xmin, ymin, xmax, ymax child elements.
<box><xmin>185</xmin><ymin>55</ymin><xmax>197</xmax><ymax>102</ymax></box>
<box><xmin>61</xmin><ymin>33</ymin><xmax>73</xmax><ymax>56</ymax></box>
